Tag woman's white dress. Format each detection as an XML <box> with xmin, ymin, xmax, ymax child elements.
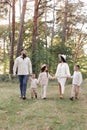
<box><xmin>55</xmin><ymin>63</ymin><xmax>70</xmax><ymax>94</ymax></box>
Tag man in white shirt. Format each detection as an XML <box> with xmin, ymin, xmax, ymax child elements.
<box><xmin>70</xmin><ymin>65</ymin><xmax>83</xmax><ymax>101</ymax></box>
<box><xmin>13</xmin><ymin>49</ymin><xmax>32</xmax><ymax>100</ymax></box>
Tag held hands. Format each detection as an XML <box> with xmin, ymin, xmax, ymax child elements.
<box><xmin>13</xmin><ymin>74</ymin><xmax>17</xmax><ymax>77</ymax></box>
<box><xmin>67</xmin><ymin>76</ymin><xmax>72</xmax><ymax>79</ymax></box>
<box><xmin>52</xmin><ymin>76</ymin><xmax>56</xmax><ymax>80</ymax></box>
<box><xmin>29</xmin><ymin>74</ymin><xmax>32</xmax><ymax>77</ymax></box>
<box><xmin>51</xmin><ymin>76</ymin><xmax>56</xmax><ymax>80</ymax></box>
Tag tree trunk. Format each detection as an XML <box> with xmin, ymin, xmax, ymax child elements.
<box><xmin>16</xmin><ymin>0</ymin><xmax>27</xmax><ymax>57</ymax></box>
<box><xmin>3</xmin><ymin>37</ymin><xmax>6</xmax><ymax>74</ymax></box>
<box><xmin>32</xmin><ymin>0</ymin><xmax>39</xmax><ymax>73</ymax></box>
<box><xmin>19</xmin><ymin>0</ymin><xmax>22</xmax><ymax>20</ymax></box>
<box><xmin>9</xmin><ymin>0</ymin><xmax>15</xmax><ymax>75</ymax></box>
<box><xmin>8</xmin><ymin>2</ymin><xmax>11</xmax><ymax>43</ymax></box>
<box><xmin>51</xmin><ymin>0</ymin><xmax>55</xmax><ymax>49</ymax></box>
<box><xmin>62</xmin><ymin>0</ymin><xmax>68</xmax><ymax>44</ymax></box>
<box><xmin>44</xmin><ymin>5</ymin><xmax>48</xmax><ymax>63</ymax></box>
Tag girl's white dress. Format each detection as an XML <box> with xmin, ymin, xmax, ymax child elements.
<box><xmin>38</xmin><ymin>72</ymin><xmax>53</xmax><ymax>98</ymax></box>
<box><xmin>55</xmin><ymin>63</ymin><xmax>70</xmax><ymax>94</ymax></box>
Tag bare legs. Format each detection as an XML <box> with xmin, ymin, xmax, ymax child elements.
<box><xmin>70</xmin><ymin>85</ymin><xmax>79</xmax><ymax>100</ymax></box>
<box><xmin>31</xmin><ymin>89</ymin><xmax>37</xmax><ymax>99</ymax></box>
<box><xmin>58</xmin><ymin>83</ymin><xmax>63</xmax><ymax>99</ymax></box>
<box><xmin>75</xmin><ymin>86</ymin><xmax>79</xmax><ymax>99</ymax></box>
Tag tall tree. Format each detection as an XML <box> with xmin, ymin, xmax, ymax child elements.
<box><xmin>50</xmin><ymin>0</ymin><xmax>56</xmax><ymax>48</ymax></box>
<box><xmin>32</xmin><ymin>0</ymin><xmax>41</xmax><ymax>73</ymax></box>
<box><xmin>19</xmin><ymin>0</ymin><xmax>22</xmax><ymax>19</ymax></box>
<box><xmin>62</xmin><ymin>0</ymin><xmax>68</xmax><ymax>43</ymax></box>
<box><xmin>16</xmin><ymin>0</ymin><xmax>27</xmax><ymax>57</ymax></box>
<box><xmin>9</xmin><ymin>0</ymin><xmax>15</xmax><ymax>75</ymax></box>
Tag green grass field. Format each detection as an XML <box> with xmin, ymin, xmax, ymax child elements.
<box><xmin>0</xmin><ymin>80</ymin><xmax>87</xmax><ymax>130</ymax></box>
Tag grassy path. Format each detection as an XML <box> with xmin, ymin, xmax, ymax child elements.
<box><xmin>0</xmin><ymin>80</ymin><xmax>87</xmax><ymax>130</ymax></box>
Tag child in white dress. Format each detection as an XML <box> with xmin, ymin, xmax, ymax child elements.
<box><xmin>70</xmin><ymin>65</ymin><xmax>83</xmax><ymax>101</ymax></box>
<box><xmin>38</xmin><ymin>64</ymin><xmax>54</xmax><ymax>99</ymax></box>
<box><xmin>30</xmin><ymin>74</ymin><xmax>38</xmax><ymax>99</ymax></box>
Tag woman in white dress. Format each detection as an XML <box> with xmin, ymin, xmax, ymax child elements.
<box><xmin>55</xmin><ymin>54</ymin><xmax>71</xmax><ymax>99</ymax></box>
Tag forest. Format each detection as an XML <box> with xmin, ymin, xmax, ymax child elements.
<box><xmin>0</xmin><ymin>0</ymin><xmax>87</xmax><ymax>79</ymax></box>
<box><xmin>0</xmin><ymin>1</ymin><xmax>87</xmax><ymax>130</ymax></box>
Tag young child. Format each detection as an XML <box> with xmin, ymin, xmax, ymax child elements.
<box><xmin>38</xmin><ymin>64</ymin><xmax>54</xmax><ymax>99</ymax></box>
<box><xmin>70</xmin><ymin>65</ymin><xmax>83</xmax><ymax>101</ymax></box>
<box><xmin>30</xmin><ymin>74</ymin><xmax>38</xmax><ymax>99</ymax></box>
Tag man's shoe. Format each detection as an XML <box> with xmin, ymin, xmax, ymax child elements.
<box><xmin>75</xmin><ymin>97</ymin><xmax>79</xmax><ymax>100</ymax></box>
<box><xmin>60</xmin><ymin>95</ymin><xmax>63</xmax><ymax>99</ymax></box>
<box><xmin>43</xmin><ymin>97</ymin><xmax>46</xmax><ymax>99</ymax></box>
<box><xmin>35</xmin><ymin>94</ymin><xmax>37</xmax><ymax>99</ymax></box>
<box><xmin>69</xmin><ymin>97</ymin><xmax>74</xmax><ymax>101</ymax></box>
<box><xmin>22</xmin><ymin>96</ymin><xmax>26</xmax><ymax>100</ymax></box>
<box><xmin>19</xmin><ymin>96</ymin><xmax>22</xmax><ymax>99</ymax></box>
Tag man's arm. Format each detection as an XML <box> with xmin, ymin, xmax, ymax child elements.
<box><xmin>13</xmin><ymin>58</ymin><xmax>18</xmax><ymax>76</ymax></box>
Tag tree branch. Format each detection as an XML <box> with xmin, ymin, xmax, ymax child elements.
<box><xmin>0</xmin><ymin>0</ymin><xmax>12</xmax><ymax>7</ymax></box>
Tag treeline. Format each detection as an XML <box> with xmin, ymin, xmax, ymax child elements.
<box><xmin>0</xmin><ymin>0</ymin><xmax>87</xmax><ymax>78</ymax></box>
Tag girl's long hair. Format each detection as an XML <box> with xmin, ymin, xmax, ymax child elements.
<box><xmin>41</xmin><ymin>66</ymin><xmax>46</xmax><ymax>72</ymax></box>
<box><xmin>41</xmin><ymin>66</ymin><xmax>48</xmax><ymax>77</ymax></box>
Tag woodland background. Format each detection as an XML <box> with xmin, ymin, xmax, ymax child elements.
<box><xmin>0</xmin><ymin>0</ymin><xmax>87</xmax><ymax>80</ymax></box>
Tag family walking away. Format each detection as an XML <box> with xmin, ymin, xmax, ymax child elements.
<box><xmin>13</xmin><ymin>50</ymin><xmax>83</xmax><ymax>101</ymax></box>
<box><xmin>13</xmin><ymin>49</ymin><xmax>32</xmax><ymax>100</ymax></box>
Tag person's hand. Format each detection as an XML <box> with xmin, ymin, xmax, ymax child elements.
<box><xmin>30</xmin><ymin>74</ymin><xmax>32</xmax><ymax>77</ymax></box>
<box><xmin>52</xmin><ymin>76</ymin><xmax>56</xmax><ymax>80</ymax></box>
<box><xmin>54</xmin><ymin>76</ymin><xmax>57</xmax><ymax>79</ymax></box>
<box><xmin>67</xmin><ymin>76</ymin><xmax>72</xmax><ymax>79</ymax></box>
<box><xmin>13</xmin><ymin>74</ymin><xmax>16</xmax><ymax>77</ymax></box>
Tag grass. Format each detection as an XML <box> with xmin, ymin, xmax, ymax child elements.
<box><xmin>0</xmin><ymin>79</ymin><xmax>87</xmax><ymax>130</ymax></box>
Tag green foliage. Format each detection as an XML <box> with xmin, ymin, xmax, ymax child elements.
<box><xmin>31</xmin><ymin>38</ymin><xmax>48</xmax><ymax>74</ymax></box>
<box><xmin>76</xmin><ymin>55</ymin><xmax>87</xmax><ymax>79</ymax></box>
<box><xmin>0</xmin><ymin>74</ymin><xmax>9</xmax><ymax>82</ymax></box>
<box><xmin>48</xmin><ymin>42</ymin><xmax>73</xmax><ymax>72</ymax></box>
<box><xmin>0</xmin><ymin>74</ymin><xmax>19</xmax><ymax>82</ymax></box>
<box><xmin>0</xmin><ymin>0</ymin><xmax>87</xmax><ymax>80</ymax></box>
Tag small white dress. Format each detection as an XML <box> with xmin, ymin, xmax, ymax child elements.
<box><xmin>38</xmin><ymin>72</ymin><xmax>53</xmax><ymax>87</ymax></box>
<box><xmin>38</xmin><ymin>72</ymin><xmax>53</xmax><ymax>98</ymax></box>
<box><xmin>30</xmin><ymin>78</ymin><xmax>38</xmax><ymax>89</ymax></box>
<box><xmin>55</xmin><ymin>63</ymin><xmax>71</xmax><ymax>94</ymax></box>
